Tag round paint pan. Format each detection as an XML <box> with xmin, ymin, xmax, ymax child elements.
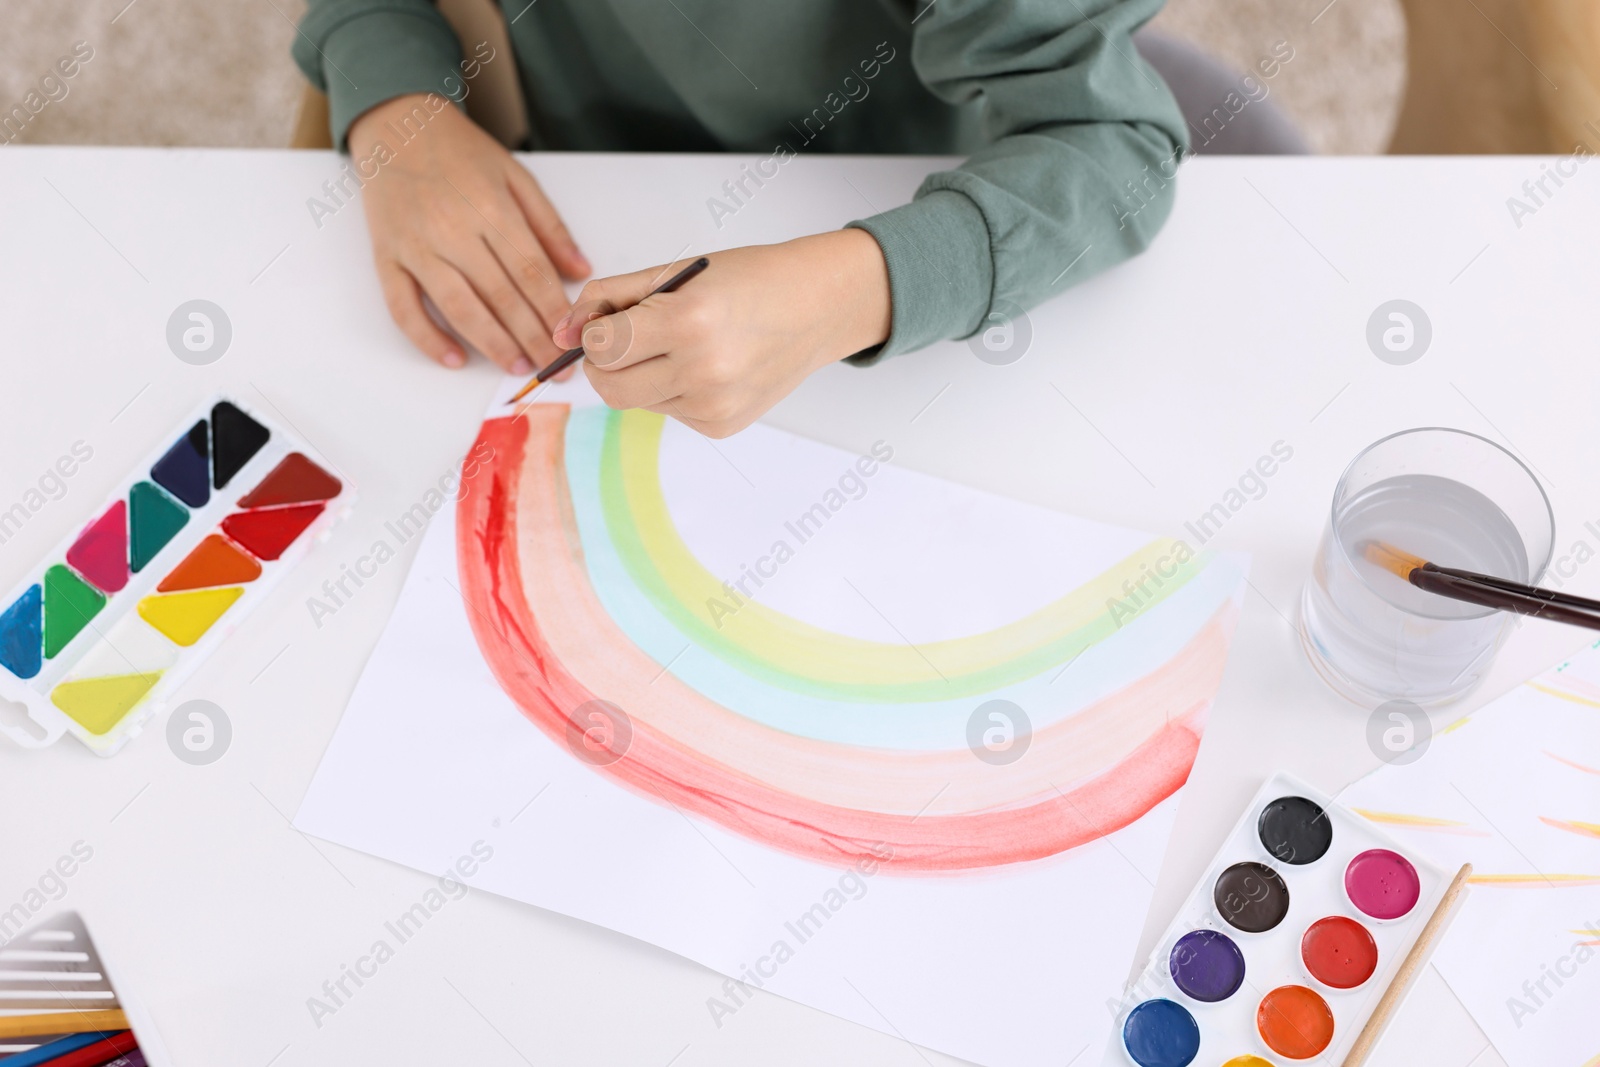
<box><xmin>1168</xmin><ymin>929</ymin><xmax>1246</xmax><ymax>1003</ymax></box>
<box><xmin>1213</xmin><ymin>861</ymin><xmax>1290</xmax><ymax>934</ymax></box>
<box><xmin>1257</xmin><ymin>795</ymin><xmax>1332</xmax><ymax>865</ymax></box>
<box><xmin>1301</xmin><ymin>915</ymin><xmax>1379</xmax><ymax>990</ymax></box>
<box><xmin>1256</xmin><ymin>984</ymin><xmax>1334</xmax><ymax>1059</ymax></box>
<box><xmin>1344</xmin><ymin>848</ymin><xmax>1421</xmax><ymax>921</ymax></box>
<box><xmin>1121</xmin><ymin>998</ymin><xmax>1200</xmax><ymax>1067</ymax></box>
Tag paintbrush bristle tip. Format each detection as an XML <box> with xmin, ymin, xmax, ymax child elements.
<box><xmin>1358</xmin><ymin>539</ymin><xmax>1427</xmax><ymax>580</ymax></box>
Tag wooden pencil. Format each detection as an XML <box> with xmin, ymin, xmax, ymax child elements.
<box><xmin>0</xmin><ymin>1008</ymin><xmax>129</xmax><ymax>1039</ymax></box>
<box><xmin>1340</xmin><ymin>861</ymin><xmax>1473</xmax><ymax>1067</ymax></box>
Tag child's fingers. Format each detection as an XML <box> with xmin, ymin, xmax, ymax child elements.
<box><xmin>581</xmin><ymin>279</ymin><xmax>719</xmax><ymax>372</ymax></box>
<box><xmin>505</xmin><ymin>163</ymin><xmax>591</xmax><ymax>279</ymax></box>
<box><xmin>412</xmin><ymin>258</ymin><xmax>528</xmax><ymax>374</ymax></box>
<box><xmin>578</xmin><ymin>306</ymin><xmax>668</xmax><ymax>371</ymax></box>
<box><xmin>583</xmin><ymin>355</ymin><xmax>681</xmax><ymax>411</ymax></box>
<box><xmin>448</xmin><ymin>238</ymin><xmax>558</xmax><ymax>368</ymax></box>
<box><xmin>556</xmin><ymin>259</ymin><xmax>697</xmax><ymax>349</ymax></box>
<box><xmin>378</xmin><ymin>262</ymin><xmax>465</xmax><ymax>368</ymax></box>
<box><xmin>483</xmin><ymin>212</ymin><xmax>572</xmax><ymax>335</ymax></box>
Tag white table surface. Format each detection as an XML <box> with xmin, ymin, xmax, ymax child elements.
<box><xmin>3</xmin><ymin>146</ymin><xmax>1595</xmax><ymax>1067</ymax></box>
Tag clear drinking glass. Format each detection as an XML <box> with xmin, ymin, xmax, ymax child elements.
<box><xmin>1299</xmin><ymin>428</ymin><xmax>1554</xmax><ymax>708</ymax></box>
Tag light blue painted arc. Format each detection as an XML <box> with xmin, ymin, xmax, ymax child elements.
<box><xmin>560</xmin><ymin>406</ymin><xmax>1241</xmax><ymax>750</ymax></box>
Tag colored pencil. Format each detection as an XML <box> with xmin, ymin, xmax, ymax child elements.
<box><xmin>0</xmin><ymin>1031</ymin><xmax>114</xmax><ymax>1067</ymax></box>
<box><xmin>0</xmin><ymin>1010</ymin><xmax>129</xmax><ymax>1040</ymax></box>
<box><xmin>1340</xmin><ymin>862</ymin><xmax>1472</xmax><ymax>1067</ymax></box>
<box><xmin>506</xmin><ymin>256</ymin><xmax>711</xmax><ymax>404</ymax></box>
<box><xmin>1362</xmin><ymin>541</ymin><xmax>1600</xmax><ymax>631</ymax></box>
<box><xmin>36</xmin><ymin>1030</ymin><xmax>136</xmax><ymax>1067</ymax></box>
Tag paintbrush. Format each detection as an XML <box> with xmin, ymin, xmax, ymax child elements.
<box><xmin>1340</xmin><ymin>862</ymin><xmax>1472</xmax><ymax>1067</ymax></box>
<box><xmin>506</xmin><ymin>256</ymin><xmax>711</xmax><ymax>405</ymax></box>
<box><xmin>1361</xmin><ymin>540</ymin><xmax>1600</xmax><ymax>631</ymax></box>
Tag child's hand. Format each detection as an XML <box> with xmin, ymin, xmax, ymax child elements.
<box><xmin>349</xmin><ymin>95</ymin><xmax>590</xmax><ymax>374</ymax></box>
<box><xmin>555</xmin><ymin>230</ymin><xmax>891</xmax><ymax>437</ymax></box>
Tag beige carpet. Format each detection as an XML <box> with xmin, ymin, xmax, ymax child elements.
<box><xmin>0</xmin><ymin>0</ymin><xmax>308</xmax><ymax>148</ymax></box>
<box><xmin>0</xmin><ymin>0</ymin><xmax>1403</xmax><ymax>152</ymax></box>
<box><xmin>1153</xmin><ymin>0</ymin><xmax>1407</xmax><ymax>153</ymax></box>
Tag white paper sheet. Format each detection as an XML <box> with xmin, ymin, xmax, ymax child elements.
<box><xmin>296</xmin><ymin>381</ymin><xmax>1250</xmax><ymax>1067</ymax></box>
<box><xmin>1340</xmin><ymin>642</ymin><xmax>1600</xmax><ymax>1067</ymax></box>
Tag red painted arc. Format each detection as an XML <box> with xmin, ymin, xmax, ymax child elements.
<box><xmin>457</xmin><ymin>413</ymin><xmax>1205</xmax><ymax>872</ymax></box>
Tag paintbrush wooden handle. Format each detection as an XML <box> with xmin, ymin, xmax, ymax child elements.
<box><xmin>1341</xmin><ymin>862</ymin><xmax>1472</xmax><ymax>1067</ymax></box>
<box><xmin>0</xmin><ymin>1008</ymin><xmax>128</xmax><ymax>1039</ymax></box>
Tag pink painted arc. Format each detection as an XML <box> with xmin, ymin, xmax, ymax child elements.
<box><xmin>456</xmin><ymin>412</ymin><xmax>1207</xmax><ymax>873</ymax></box>
<box><xmin>65</xmin><ymin>499</ymin><xmax>129</xmax><ymax>594</ymax></box>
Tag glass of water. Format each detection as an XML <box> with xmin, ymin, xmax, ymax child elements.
<box><xmin>1299</xmin><ymin>428</ymin><xmax>1554</xmax><ymax>708</ymax></box>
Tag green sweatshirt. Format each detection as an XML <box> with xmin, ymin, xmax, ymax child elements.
<box><xmin>293</xmin><ymin>0</ymin><xmax>1185</xmax><ymax>360</ymax></box>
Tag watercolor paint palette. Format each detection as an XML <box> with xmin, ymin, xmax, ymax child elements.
<box><xmin>0</xmin><ymin>397</ymin><xmax>349</xmax><ymax>756</ymax></box>
<box><xmin>1109</xmin><ymin>773</ymin><xmax>1456</xmax><ymax>1067</ymax></box>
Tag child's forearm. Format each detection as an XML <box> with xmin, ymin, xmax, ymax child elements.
<box><xmin>849</xmin><ymin>0</ymin><xmax>1188</xmax><ymax>361</ymax></box>
<box><xmin>292</xmin><ymin>0</ymin><xmax>469</xmax><ymax>151</ymax></box>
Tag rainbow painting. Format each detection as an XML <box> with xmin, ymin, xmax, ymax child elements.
<box><xmin>454</xmin><ymin>403</ymin><xmax>1249</xmax><ymax>873</ymax></box>
<box><xmin>296</xmin><ymin>387</ymin><xmax>1254</xmax><ymax>1067</ymax></box>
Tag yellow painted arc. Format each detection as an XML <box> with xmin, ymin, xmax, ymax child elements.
<box><xmin>51</xmin><ymin>671</ymin><xmax>162</xmax><ymax>735</ymax></box>
<box><xmin>137</xmin><ymin>586</ymin><xmax>245</xmax><ymax>647</ymax></box>
<box><xmin>611</xmin><ymin>411</ymin><xmax>1202</xmax><ymax>687</ymax></box>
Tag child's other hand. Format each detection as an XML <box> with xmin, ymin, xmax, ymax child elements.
<box><xmin>555</xmin><ymin>230</ymin><xmax>891</xmax><ymax>438</ymax></box>
<box><xmin>349</xmin><ymin>95</ymin><xmax>590</xmax><ymax>375</ymax></box>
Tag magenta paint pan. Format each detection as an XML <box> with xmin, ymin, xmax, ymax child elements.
<box><xmin>1108</xmin><ymin>773</ymin><xmax>1461</xmax><ymax>1066</ymax></box>
<box><xmin>1344</xmin><ymin>848</ymin><xmax>1422</xmax><ymax>920</ymax></box>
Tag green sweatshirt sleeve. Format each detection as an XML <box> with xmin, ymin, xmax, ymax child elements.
<box><xmin>292</xmin><ymin>1</ymin><xmax>465</xmax><ymax>150</ymax></box>
<box><xmin>847</xmin><ymin>0</ymin><xmax>1187</xmax><ymax>362</ymax></box>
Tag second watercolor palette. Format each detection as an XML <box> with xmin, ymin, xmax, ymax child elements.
<box><xmin>0</xmin><ymin>397</ymin><xmax>349</xmax><ymax>756</ymax></box>
<box><xmin>1108</xmin><ymin>773</ymin><xmax>1457</xmax><ymax>1067</ymax></box>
